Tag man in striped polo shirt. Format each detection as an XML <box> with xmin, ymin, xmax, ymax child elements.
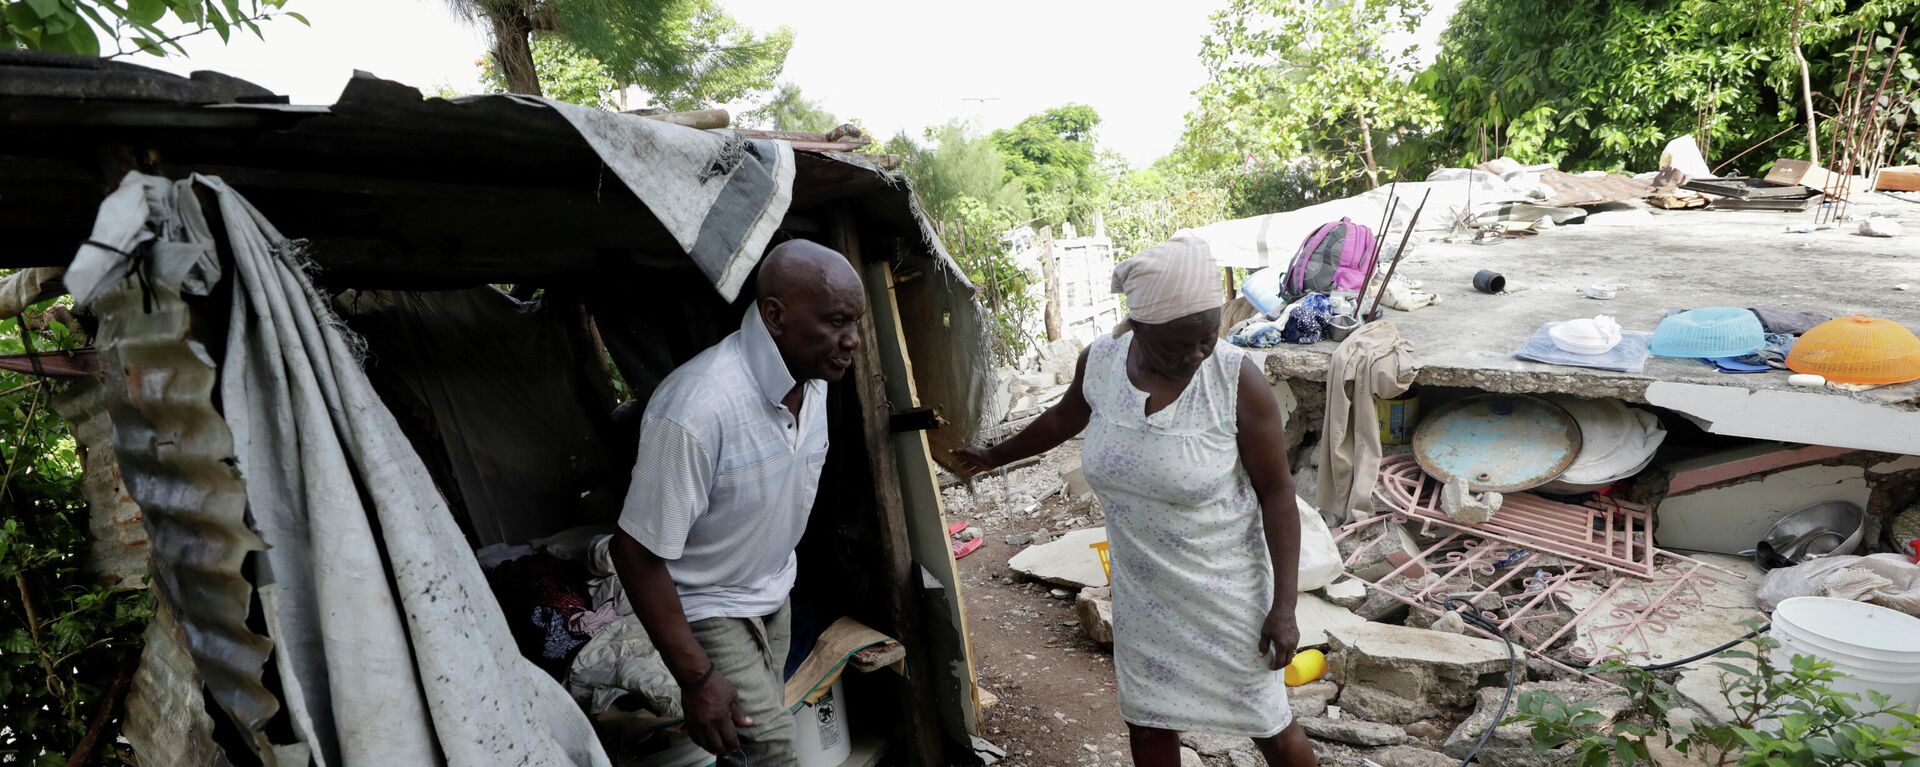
<box><xmin>611</xmin><ymin>239</ymin><xmax>865</xmax><ymax>765</ymax></box>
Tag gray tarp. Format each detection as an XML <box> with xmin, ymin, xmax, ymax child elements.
<box><xmin>67</xmin><ymin>172</ymin><xmax>609</xmax><ymax>765</ymax></box>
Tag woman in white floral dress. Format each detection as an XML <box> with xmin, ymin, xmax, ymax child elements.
<box><xmin>955</xmin><ymin>235</ymin><xmax>1315</xmax><ymax>767</ymax></box>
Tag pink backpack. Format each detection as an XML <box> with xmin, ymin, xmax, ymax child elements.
<box><xmin>1283</xmin><ymin>218</ymin><xmax>1377</xmax><ymax>298</ymax></box>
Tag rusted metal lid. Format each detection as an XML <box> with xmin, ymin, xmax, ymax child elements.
<box><xmin>1411</xmin><ymin>394</ymin><xmax>1581</xmax><ymax>492</ymax></box>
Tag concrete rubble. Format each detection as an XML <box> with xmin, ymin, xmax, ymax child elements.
<box><xmin>1296</xmin><ymin>593</ymin><xmax>1367</xmax><ymax>647</ymax></box>
<box><xmin>1299</xmin><ymin>717</ymin><xmax>1408</xmax><ymax>747</ymax></box>
<box><xmin>1074</xmin><ymin>586</ymin><xmax>1113</xmax><ymax>646</ymax></box>
<box><xmin>1007</xmin><ymin>526</ymin><xmax>1108</xmax><ymax>589</ymax></box>
<box><xmin>1369</xmin><ymin>744</ymin><xmax>1458</xmax><ymax>767</ymax></box>
<box><xmin>1442</xmin><ymin>681</ymin><xmax>1626</xmax><ymax>762</ymax></box>
<box><xmin>1326</xmin><ymin>622</ymin><xmax>1512</xmax><ymax>724</ymax></box>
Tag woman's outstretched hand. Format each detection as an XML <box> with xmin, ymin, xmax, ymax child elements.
<box><xmin>951</xmin><ymin>446</ymin><xmax>998</xmax><ymax>478</ymax></box>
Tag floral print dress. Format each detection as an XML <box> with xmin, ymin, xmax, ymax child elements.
<box><xmin>1081</xmin><ymin>332</ymin><xmax>1291</xmax><ymax>736</ymax></box>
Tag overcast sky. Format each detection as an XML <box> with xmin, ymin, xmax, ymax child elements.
<box><xmin>131</xmin><ymin>0</ymin><xmax>1459</xmax><ymax>167</ymax></box>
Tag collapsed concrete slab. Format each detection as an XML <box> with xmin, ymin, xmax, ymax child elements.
<box><xmin>1300</xmin><ymin>717</ymin><xmax>1408</xmax><ymax>747</ymax></box>
<box><xmin>1327</xmin><ymin>622</ymin><xmax>1512</xmax><ymax>723</ymax></box>
<box><xmin>1297</xmin><ymin>592</ymin><xmax>1366</xmax><ymax>647</ymax></box>
<box><xmin>1008</xmin><ymin>526</ymin><xmax>1108</xmax><ymax>589</ymax></box>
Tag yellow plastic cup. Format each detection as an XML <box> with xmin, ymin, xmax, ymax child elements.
<box><xmin>1284</xmin><ymin>649</ymin><xmax>1327</xmax><ymax>687</ymax></box>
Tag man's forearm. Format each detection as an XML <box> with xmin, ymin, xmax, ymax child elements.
<box><xmin>611</xmin><ymin>533</ymin><xmax>711</xmax><ymax>684</ymax></box>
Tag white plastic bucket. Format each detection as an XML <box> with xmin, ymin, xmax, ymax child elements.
<box><xmin>1769</xmin><ymin>597</ymin><xmax>1920</xmax><ymax>727</ymax></box>
<box><xmin>791</xmin><ymin>678</ymin><xmax>852</xmax><ymax>767</ymax></box>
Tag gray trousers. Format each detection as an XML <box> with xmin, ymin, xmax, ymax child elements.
<box><xmin>689</xmin><ymin>601</ymin><xmax>796</xmax><ymax>766</ymax></box>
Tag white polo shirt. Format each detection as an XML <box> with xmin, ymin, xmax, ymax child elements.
<box><xmin>618</xmin><ymin>305</ymin><xmax>830</xmax><ymax>622</ymax></box>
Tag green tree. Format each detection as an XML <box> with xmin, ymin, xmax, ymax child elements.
<box><xmin>0</xmin><ymin>292</ymin><xmax>154</xmax><ymax>764</ymax></box>
<box><xmin>448</xmin><ymin>0</ymin><xmax>792</xmax><ymax>110</ymax></box>
<box><xmin>991</xmin><ymin>104</ymin><xmax>1106</xmax><ymax>229</ymax></box>
<box><xmin>1</xmin><ymin>0</ymin><xmax>306</xmax><ymax>57</ymax></box>
<box><xmin>1185</xmin><ymin>0</ymin><xmax>1439</xmax><ymax>197</ymax></box>
<box><xmin>479</xmin><ymin>35</ymin><xmax>620</xmax><ymax>108</ymax></box>
<box><xmin>1103</xmin><ymin>161</ymin><xmax>1232</xmax><ymax>259</ymax></box>
<box><xmin>746</xmin><ymin>83</ymin><xmax>842</xmax><ymax>132</ymax></box>
<box><xmin>890</xmin><ymin>120</ymin><xmax>1031</xmax><ymax>224</ymax></box>
<box><xmin>1418</xmin><ymin>0</ymin><xmax>1920</xmax><ymax>172</ymax></box>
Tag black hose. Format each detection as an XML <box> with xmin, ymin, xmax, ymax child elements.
<box><xmin>1446</xmin><ymin>597</ymin><xmax>1520</xmax><ymax>767</ymax></box>
<box><xmin>1616</xmin><ymin>625</ymin><xmax>1768</xmax><ymax>672</ymax></box>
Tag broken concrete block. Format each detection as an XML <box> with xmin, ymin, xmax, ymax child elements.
<box><xmin>1321</xmin><ymin>578</ymin><xmax>1368</xmax><ymax>609</ymax></box>
<box><xmin>1075</xmin><ymin>586</ymin><xmax>1113</xmax><ymax>646</ymax></box>
<box><xmin>1178</xmin><ymin>732</ymin><xmax>1246</xmax><ymax>757</ymax></box>
<box><xmin>1060</xmin><ymin>461</ymin><xmax>1093</xmax><ymax>499</ymax></box>
<box><xmin>1008</xmin><ymin>527</ymin><xmax>1107</xmax><ymax>589</ymax></box>
<box><xmin>1299</xmin><ymin>717</ymin><xmax>1407</xmax><ymax>747</ymax></box>
<box><xmin>1371</xmin><ymin>745</ymin><xmax>1457</xmax><ymax>767</ymax></box>
<box><xmin>1049</xmin><ymin>587</ymin><xmax>1073</xmax><ymax>600</ymax></box>
<box><xmin>1296</xmin><ymin>592</ymin><xmax>1366</xmax><ymax>647</ymax></box>
<box><xmin>1226</xmin><ymin>748</ymin><xmax>1263</xmax><ymax>767</ymax></box>
<box><xmin>1443</xmin><ymin>681</ymin><xmax>1624</xmax><ymax>761</ymax></box>
<box><xmin>1440</xmin><ymin>479</ymin><xmax>1502</xmax><ymax>525</ymax></box>
<box><xmin>1655</xmin><ymin>462</ymin><xmax>1870</xmax><ymax>555</ymax></box>
<box><xmin>1326</xmin><ymin>623</ymin><xmax>1511</xmax><ymax>722</ymax></box>
<box><xmin>1290</xmin><ymin>694</ymin><xmax>1327</xmax><ymax>719</ymax></box>
<box><xmin>1179</xmin><ymin>747</ymin><xmax>1203</xmax><ymax>767</ymax></box>
<box><xmin>1291</xmin><ymin>679</ymin><xmax>1339</xmax><ymax>707</ymax></box>
<box><xmin>1403</xmin><ymin>721</ymin><xmax>1445</xmax><ymax>741</ymax></box>
<box><xmin>1004</xmin><ymin>531</ymin><xmax>1036</xmax><ymax>546</ymax></box>
<box><xmin>1339</xmin><ymin>521</ymin><xmax>1423</xmax><ymax>582</ymax></box>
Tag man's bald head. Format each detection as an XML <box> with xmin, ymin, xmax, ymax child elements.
<box><xmin>755</xmin><ymin>239</ymin><xmax>866</xmax><ymax>383</ymax></box>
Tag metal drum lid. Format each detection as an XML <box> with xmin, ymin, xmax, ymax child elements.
<box><xmin>1411</xmin><ymin>394</ymin><xmax>1582</xmax><ymax>493</ymax></box>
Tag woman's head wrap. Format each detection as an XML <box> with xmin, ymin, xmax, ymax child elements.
<box><xmin>1110</xmin><ymin>233</ymin><xmax>1222</xmax><ymax>335</ymax></box>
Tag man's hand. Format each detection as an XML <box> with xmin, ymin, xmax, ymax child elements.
<box><xmin>1258</xmin><ymin>607</ymin><xmax>1300</xmax><ymax>672</ymax></box>
<box><xmin>682</xmin><ymin>667</ymin><xmax>754</xmax><ymax>756</ymax></box>
<box><xmin>950</xmin><ymin>446</ymin><xmax>998</xmax><ymax>478</ymax></box>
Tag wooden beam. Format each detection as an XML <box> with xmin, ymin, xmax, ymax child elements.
<box><xmin>827</xmin><ymin>207</ymin><xmax>944</xmax><ymax>767</ymax></box>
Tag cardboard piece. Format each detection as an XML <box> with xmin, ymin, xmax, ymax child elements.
<box><xmin>1765</xmin><ymin>158</ymin><xmax>1868</xmax><ymax>201</ymax></box>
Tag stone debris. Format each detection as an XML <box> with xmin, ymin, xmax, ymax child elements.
<box><xmin>1075</xmin><ymin>586</ymin><xmax>1113</xmax><ymax>646</ymax></box>
<box><xmin>1370</xmin><ymin>744</ymin><xmax>1458</xmax><ymax>767</ymax></box>
<box><xmin>1061</xmin><ymin>460</ymin><xmax>1094</xmax><ymax>499</ymax></box>
<box><xmin>1178</xmin><ymin>732</ymin><xmax>1248</xmax><ymax>757</ymax></box>
<box><xmin>1180</xmin><ymin>747</ymin><xmax>1204</xmax><ymax>767</ymax></box>
<box><xmin>1008</xmin><ymin>527</ymin><xmax>1109</xmax><ymax>589</ymax></box>
<box><xmin>1440</xmin><ymin>479</ymin><xmax>1503</xmax><ymax>525</ymax></box>
<box><xmin>1442</xmin><ymin>681</ymin><xmax>1625</xmax><ymax>762</ymax></box>
<box><xmin>1049</xmin><ymin>587</ymin><xmax>1074</xmax><ymax>600</ymax></box>
<box><xmin>1327</xmin><ymin>622</ymin><xmax>1512</xmax><ymax>723</ymax></box>
<box><xmin>1402</xmin><ymin>721</ymin><xmax>1445</xmax><ymax>741</ymax></box>
<box><xmin>1297</xmin><ymin>592</ymin><xmax>1368</xmax><ymax>647</ymax></box>
<box><xmin>956</xmin><ymin>526</ymin><xmax>983</xmax><ymax>542</ymax></box>
<box><xmin>1299</xmin><ymin>717</ymin><xmax>1408</xmax><ymax>747</ymax></box>
<box><xmin>1004</xmin><ymin>531</ymin><xmax>1037</xmax><ymax>546</ymax></box>
<box><xmin>1339</xmin><ymin>522</ymin><xmax>1423</xmax><ymax>582</ymax></box>
<box><xmin>1321</xmin><ymin>578</ymin><xmax>1369</xmax><ymax>609</ymax></box>
<box><xmin>1290</xmin><ymin>694</ymin><xmax>1327</xmax><ymax>719</ymax></box>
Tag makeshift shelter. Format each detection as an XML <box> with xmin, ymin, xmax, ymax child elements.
<box><xmin>0</xmin><ymin>52</ymin><xmax>995</xmax><ymax>766</ymax></box>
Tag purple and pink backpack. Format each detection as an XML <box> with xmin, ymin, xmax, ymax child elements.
<box><xmin>1282</xmin><ymin>218</ymin><xmax>1378</xmax><ymax>299</ymax></box>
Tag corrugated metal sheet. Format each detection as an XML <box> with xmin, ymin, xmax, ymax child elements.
<box><xmin>50</xmin><ymin>377</ymin><xmax>149</xmax><ymax>589</ymax></box>
<box><xmin>122</xmin><ymin>594</ymin><xmax>235</xmax><ymax>767</ymax></box>
<box><xmin>89</xmin><ymin>259</ymin><xmax>278</xmax><ymax>731</ymax></box>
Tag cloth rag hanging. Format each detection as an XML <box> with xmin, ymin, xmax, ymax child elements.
<box><xmin>1317</xmin><ymin>321</ymin><xmax>1417</xmax><ymax>520</ymax></box>
<box><xmin>64</xmin><ymin>172</ymin><xmax>610</xmax><ymax>766</ymax></box>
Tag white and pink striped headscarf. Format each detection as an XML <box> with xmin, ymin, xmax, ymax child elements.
<box><xmin>1110</xmin><ymin>233</ymin><xmax>1222</xmax><ymax>335</ymax></box>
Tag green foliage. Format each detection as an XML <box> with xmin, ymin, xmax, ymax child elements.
<box><xmin>0</xmin><ymin>292</ymin><xmax>153</xmax><ymax>764</ymax></box>
<box><xmin>939</xmin><ymin>199</ymin><xmax>1039</xmax><ymax>364</ymax></box>
<box><xmin>1103</xmin><ymin>160</ymin><xmax>1231</xmax><ymax>259</ymax></box>
<box><xmin>745</xmin><ymin>83</ymin><xmax>842</xmax><ymax>133</ymax></box>
<box><xmin>480</xmin><ymin>34</ymin><xmax>621</xmax><ymax>108</ymax></box>
<box><xmin>0</xmin><ymin>0</ymin><xmax>306</xmax><ymax>57</ymax></box>
<box><xmin>1505</xmin><ymin>630</ymin><xmax>1920</xmax><ymax>766</ymax></box>
<box><xmin>991</xmin><ymin>104</ymin><xmax>1106</xmax><ymax>230</ymax></box>
<box><xmin>1419</xmin><ymin>0</ymin><xmax>1920</xmax><ymax>172</ymax></box>
<box><xmin>1185</xmin><ymin>0</ymin><xmax>1439</xmax><ymax>204</ymax></box>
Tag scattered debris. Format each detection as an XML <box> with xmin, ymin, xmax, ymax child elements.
<box><xmin>1443</xmin><ymin>682</ymin><xmax>1625</xmax><ymax>762</ymax></box>
<box><xmin>1004</xmin><ymin>532</ymin><xmax>1036</xmax><ymax>546</ymax></box>
<box><xmin>1075</xmin><ymin>586</ymin><xmax>1113</xmax><ymax>646</ymax></box>
<box><xmin>1180</xmin><ymin>747</ymin><xmax>1204</xmax><ymax>767</ymax></box>
<box><xmin>956</xmin><ymin>526</ymin><xmax>983</xmax><ymax>542</ymax></box>
<box><xmin>1322</xmin><ymin>578</ymin><xmax>1369</xmax><ymax>609</ymax></box>
<box><xmin>1859</xmin><ymin>217</ymin><xmax>1904</xmax><ymax>237</ymax></box>
<box><xmin>1297</xmin><ymin>593</ymin><xmax>1367</xmax><ymax>647</ymax></box>
<box><xmin>1007</xmin><ymin>527</ymin><xmax>1108</xmax><ymax>589</ymax></box>
<box><xmin>1048</xmin><ymin>588</ymin><xmax>1073</xmax><ymax>600</ymax></box>
<box><xmin>1300</xmin><ymin>717</ymin><xmax>1408</xmax><ymax>747</ymax></box>
<box><xmin>1368</xmin><ymin>745</ymin><xmax>1457</xmax><ymax>767</ymax></box>
<box><xmin>1327</xmin><ymin>622</ymin><xmax>1511</xmax><ymax>724</ymax></box>
<box><xmin>1179</xmin><ymin>732</ymin><xmax>1248</xmax><ymax>757</ymax></box>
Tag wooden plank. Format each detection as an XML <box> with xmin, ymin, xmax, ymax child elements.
<box><xmin>1878</xmin><ymin>165</ymin><xmax>1920</xmax><ymax>192</ymax></box>
<box><xmin>827</xmin><ymin>207</ymin><xmax>944</xmax><ymax>767</ymax></box>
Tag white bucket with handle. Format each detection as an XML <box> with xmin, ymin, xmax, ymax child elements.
<box><xmin>1769</xmin><ymin>597</ymin><xmax>1920</xmax><ymax>728</ymax></box>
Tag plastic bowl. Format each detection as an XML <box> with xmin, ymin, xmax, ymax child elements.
<box><xmin>1650</xmin><ymin>307</ymin><xmax>1765</xmax><ymax>359</ymax></box>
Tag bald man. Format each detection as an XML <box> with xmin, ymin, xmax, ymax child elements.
<box><xmin>612</xmin><ymin>239</ymin><xmax>865</xmax><ymax>764</ymax></box>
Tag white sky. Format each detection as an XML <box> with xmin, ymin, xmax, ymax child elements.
<box><xmin>132</xmin><ymin>0</ymin><xmax>1459</xmax><ymax>167</ymax></box>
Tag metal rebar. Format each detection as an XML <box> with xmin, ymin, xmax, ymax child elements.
<box><xmin>1363</xmin><ymin>189</ymin><xmax>1431</xmax><ymax>318</ymax></box>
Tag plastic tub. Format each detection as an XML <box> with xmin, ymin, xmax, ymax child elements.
<box><xmin>1768</xmin><ymin>597</ymin><xmax>1920</xmax><ymax>728</ymax></box>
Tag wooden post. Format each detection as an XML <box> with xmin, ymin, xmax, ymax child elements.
<box><xmin>827</xmin><ymin>208</ymin><xmax>945</xmax><ymax>767</ymax></box>
<box><xmin>1041</xmin><ymin>226</ymin><xmax>1062</xmax><ymax>343</ymax></box>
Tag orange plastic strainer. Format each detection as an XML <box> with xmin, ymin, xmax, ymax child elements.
<box><xmin>1786</xmin><ymin>315</ymin><xmax>1920</xmax><ymax>385</ymax></box>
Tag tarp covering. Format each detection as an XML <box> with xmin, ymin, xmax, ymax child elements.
<box><xmin>67</xmin><ymin>172</ymin><xmax>609</xmax><ymax>765</ymax></box>
<box><xmin>338</xmin><ymin>287</ymin><xmax>618</xmax><ymax>546</ymax></box>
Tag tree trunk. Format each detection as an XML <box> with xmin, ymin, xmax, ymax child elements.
<box><xmin>1040</xmin><ymin>226</ymin><xmax>1062</xmax><ymax>343</ymax></box>
<box><xmin>1358</xmin><ymin>111</ymin><xmax>1381</xmax><ymax>189</ymax></box>
<box><xmin>1792</xmin><ymin>2</ymin><xmax>1819</xmax><ymax>166</ymax></box>
<box><xmin>488</xmin><ymin>8</ymin><xmax>542</xmax><ymax>97</ymax></box>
